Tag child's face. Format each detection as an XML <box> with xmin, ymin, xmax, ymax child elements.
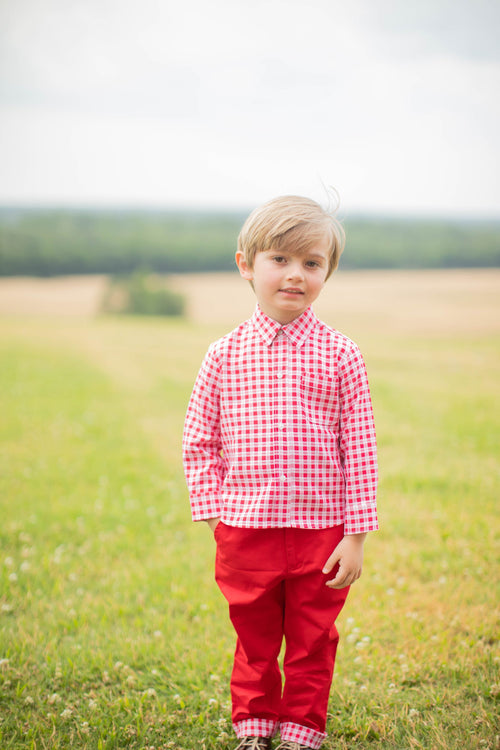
<box><xmin>236</xmin><ymin>235</ymin><xmax>331</xmax><ymax>325</ymax></box>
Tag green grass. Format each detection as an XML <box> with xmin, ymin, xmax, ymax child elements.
<box><xmin>0</xmin><ymin>309</ymin><xmax>498</xmax><ymax>749</ymax></box>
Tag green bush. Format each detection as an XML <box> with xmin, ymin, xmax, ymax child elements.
<box><xmin>101</xmin><ymin>271</ymin><xmax>186</xmax><ymax>317</ymax></box>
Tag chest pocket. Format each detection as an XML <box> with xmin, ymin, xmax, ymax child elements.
<box><xmin>300</xmin><ymin>372</ymin><xmax>339</xmax><ymax>429</ymax></box>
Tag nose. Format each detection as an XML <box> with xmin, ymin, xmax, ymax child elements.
<box><xmin>286</xmin><ymin>260</ymin><xmax>304</xmax><ymax>281</ymax></box>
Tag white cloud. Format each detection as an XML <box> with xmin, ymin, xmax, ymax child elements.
<box><xmin>0</xmin><ymin>0</ymin><xmax>498</xmax><ymax>214</ymax></box>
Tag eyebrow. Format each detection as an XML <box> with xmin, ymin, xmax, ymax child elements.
<box><xmin>268</xmin><ymin>249</ymin><xmax>328</xmax><ymax>261</ymax></box>
<box><xmin>302</xmin><ymin>252</ymin><xmax>329</xmax><ymax>264</ymax></box>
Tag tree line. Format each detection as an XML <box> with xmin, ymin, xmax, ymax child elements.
<box><xmin>0</xmin><ymin>207</ymin><xmax>499</xmax><ymax>276</ymax></box>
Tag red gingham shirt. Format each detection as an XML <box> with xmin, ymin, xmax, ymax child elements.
<box><xmin>183</xmin><ymin>305</ymin><xmax>378</xmax><ymax>534</ymax></box>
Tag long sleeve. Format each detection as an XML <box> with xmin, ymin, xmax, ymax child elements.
<box><xmin>338</xmin><ymin>344</ymin><xmax>379</xmax><ymax>534</ymax></box>
<box><xmin>182</xmin><ymin>346</ymin><xmax>226</xmax><ymax>521</ymax></box>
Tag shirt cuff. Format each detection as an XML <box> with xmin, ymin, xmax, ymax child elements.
<box><xmin>190</xmin><ymin>495</ymin><xmax>222</xmax><ymax>522</ymax></box>
<box><xmin>344</xmin><ymin>508</ymin><xmax>379</xmax><ymax>535</ymax></box>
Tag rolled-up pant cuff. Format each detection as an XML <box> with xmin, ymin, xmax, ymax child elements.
<box><xmin>234</xmin><ymin>718</ymin><xmax>279</xmax><ymax>738</ymax></box>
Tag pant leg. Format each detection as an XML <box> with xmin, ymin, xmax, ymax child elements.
<box><xmin>280</xmin><ymin>526</ymin><xmax>350</xmax><ymax>742</ymax></box>
<box><xmin>215</xmin><ymin>524</ymin><xmax>286</xmax><ymax>733</ymax></box>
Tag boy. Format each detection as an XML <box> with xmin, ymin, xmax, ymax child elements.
<box><xmin>183</xmin><ymin>195</ymin><xmax>378</xmax><ymax>750</ymax></box>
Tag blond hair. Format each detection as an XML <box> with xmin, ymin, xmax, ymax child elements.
<box><xmin>237</xmin><ymin>195</ymin><xmax>345</xmax><ymax>279</ymax></box>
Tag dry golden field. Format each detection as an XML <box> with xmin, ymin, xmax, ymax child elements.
<box><xmin>0</xmin><ymin>269</ymin><xmax>499</xmax><ymax>338</ymax></box>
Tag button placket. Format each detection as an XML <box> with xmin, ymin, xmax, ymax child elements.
<box><xmin>285</xmin><ymin>337</ymin><xmax>298</xmax><ymax>523</ymax></box>
<box><xmin>275</xmin><ymin>334</ymin><xmax>289</xmax><ymax>494</ymax></box>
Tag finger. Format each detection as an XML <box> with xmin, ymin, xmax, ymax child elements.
<box><xmin>326</xmin><ymin>568</ymin><xmax>358</xmax><ymax>589</ymax></box>
<box><xmin>325</xmin><ymin>566</ymin><xmax>348</xmax><ymax>588</ymax></box>
<box><xmin>322</xmin><ymin>551</ymin><xmax>340</xmax><ymax>575</ymax></box>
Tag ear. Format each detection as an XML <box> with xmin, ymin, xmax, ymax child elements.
<box><xmin>235</xmin><ymin>251</ymin><xmax>253</xmax><ymax>281</ymax></box>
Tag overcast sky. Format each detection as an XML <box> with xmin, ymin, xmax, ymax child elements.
<box><xmin>1</xmin><ymin>0</ymin><xmax>499</xmax><ymax>216</ymax></box>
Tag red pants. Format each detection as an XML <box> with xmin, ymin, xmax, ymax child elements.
<box><xmin>215</xmin><ymin>524</ymin><xmax>349</xmax><ymax>748</ymax></box>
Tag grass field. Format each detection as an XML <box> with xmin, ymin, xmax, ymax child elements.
<box><xmin>0</xmin><ymin>271</ymin><xmax>499</xmax><ymax>749</ymax></box>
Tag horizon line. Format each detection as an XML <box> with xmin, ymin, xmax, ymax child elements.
<box><xmin>0</xmin><ymin>202</ymin><xmax>499</xmax><ymax>223</ymax></box>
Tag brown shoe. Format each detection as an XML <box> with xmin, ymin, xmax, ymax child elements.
<box><xmin>234</xmin><ymin>738</ymin><xmax>272</xmax><ymax>750</ymax></box>
<box><xmin>275</xmin><ymin>742</ymin><xmax>313</xmax><ymax>750</ymax></box>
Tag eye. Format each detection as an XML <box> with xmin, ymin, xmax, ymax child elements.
<box><xmin>305</xmin><ymin>260</ymin><xmax>320</xmax><ymax>268</ymax></box>
<box><xmin>271</xmin><ymin>255</ymin><xmax>287</xmax><ymax>264</ymax></box>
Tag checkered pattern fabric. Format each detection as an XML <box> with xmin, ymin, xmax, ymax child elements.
<box><xmin>234</xmin><ymin>718</ymin><xmax>278</xmax><ymax>739</ymax></box>
<box><xmin>183</xmin><ymin>305</ymin><xmax>378</xmax><ymax>534</ymax></box>
<box><xmin>279</xmin><ymin>721</ymin><xmax>325</xmax><ymax>748</ymax></box>
<box><xmin>233</xmin><ymin>718</ymin><xmax>323</xmax><ymax>748</ymax></box>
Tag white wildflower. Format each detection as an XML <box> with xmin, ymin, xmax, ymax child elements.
<box><xmin>53</xmin><ymin>545</ymin><xmax>65</xmax><ymax>564</ymax></box>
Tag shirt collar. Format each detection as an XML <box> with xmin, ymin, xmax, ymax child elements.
<box><xmin>250</xmin><ymin>305</ymin><xmax>318</xmax><ymax>347</ymax></box>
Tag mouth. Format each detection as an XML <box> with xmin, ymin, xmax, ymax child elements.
<box><xmin>279</xmin><ymin>288</ymin><xmax>304</xmax><ymax>295</ymax></box>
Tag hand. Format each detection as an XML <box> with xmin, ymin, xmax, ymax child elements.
<box><xmin>206</xmin><ymin>517</ymin><xmax>221</xmax><ymax>533</ymax></box>
<box><xmin>322</xmin><ymin>533</ymin><xmax>367</xmax><ymax>589</ymax></box>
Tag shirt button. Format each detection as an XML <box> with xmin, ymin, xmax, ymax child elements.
<box><xmin>280</xmin><ymin>474</ymin><xmax>287</xmax><ymax>482</ymax></box>
<box><xmin>276</xmin><ymin>372</ymin><xmax>284</xmax><ymax>379</ymax></box>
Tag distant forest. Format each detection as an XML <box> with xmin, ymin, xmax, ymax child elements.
<box><xmin>0</xmin><ymin>207</ymin><xmax>499</xmax><ymax>276</ymax></box>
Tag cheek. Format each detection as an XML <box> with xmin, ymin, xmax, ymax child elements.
<box><xmin>309</xmin><ymin>275</ymin><xmax>326</xmax><ymax>293</ymax></box>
